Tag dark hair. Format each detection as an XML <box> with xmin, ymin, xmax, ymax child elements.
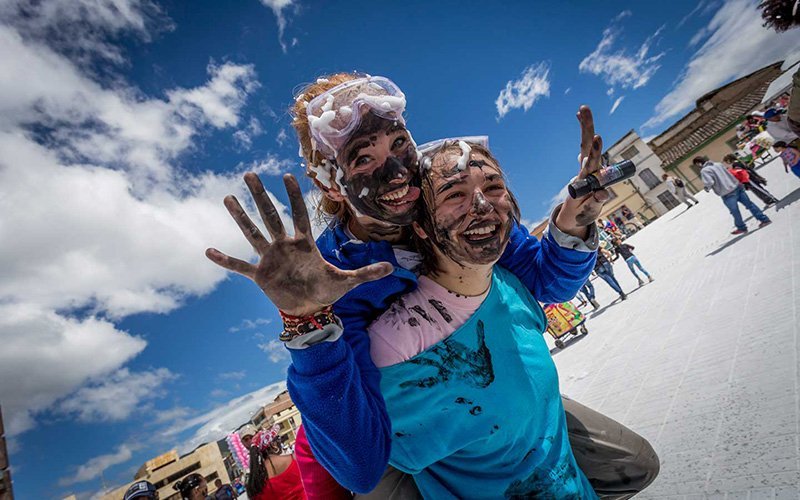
<box><xmin>173</xmin><ymin>473</ymin><xmax>204</xmax><ymax>500</ymax></box>
<box><xmin>413</xmin><ymin>141</ymin><xmax>521</xmax><ymax>275</ymax></box>
<box><xmin>758</xmin><ymin>0</ymin><xmax>800</xmax><ymax>31</ymax></box>
<box><xmin>692</xmin><ymin>155</ymin><xmax>708</xmax><ymax>166</ymax></box>
<box><xmin>773</xmin><ymin>141</ymin><xmax>788</xmax><ymax>148</ymax></box>
<box><xmin>723</xmin><ymin>154</ymin><xmax>739</xmax><ymax>163</ymax></box>
<box><xmin>245</xmin><ymin>440</ymin><xmax>283</xmax><ymax>498</ymax></box>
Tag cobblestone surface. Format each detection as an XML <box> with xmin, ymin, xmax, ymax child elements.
<box><xmin>550</xmin><ymin>157</ymin><xmax>800</xmax><ymax>498</ymax></box>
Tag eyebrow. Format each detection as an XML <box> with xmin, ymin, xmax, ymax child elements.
<box><xmin>485</xmin><ymin>173</ymin><xmax>502</xmax><ymax>181</ymax></box>
<box><xmin>343</xmin><ymin>139</ymin><xmax>371</xmax><ymax>166</ymax></box>
<box><xmin>436</xmin><ymin>176</ymin><xmax>467</xmax><ymax>195</ymax></box>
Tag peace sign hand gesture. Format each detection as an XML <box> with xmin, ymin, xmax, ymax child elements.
<box><xmin>206</xmin><ymin>173</ymin><xmax>394</xmax><ymax>317</ymax></box>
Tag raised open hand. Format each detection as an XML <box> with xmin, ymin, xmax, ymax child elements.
<box><xmin>206</xmin><ymin>173</ymin><xmax>394</xmax><ymax>316</ymax></box>
<box><xmin>556</xmin><ymin>105</ymin><xmax>610</xmax><ymax>236</ymax></box>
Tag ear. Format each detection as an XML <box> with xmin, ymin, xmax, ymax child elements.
<box><xmin>411</xmin><ymin>221</ymin><xmax>429</xmax><ymax>240</ymax></box>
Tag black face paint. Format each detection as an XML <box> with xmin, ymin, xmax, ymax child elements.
<box><xmin>344</xmin><ymin>145</ymin><xmax>421</xmax><ymax>225</ymax></box>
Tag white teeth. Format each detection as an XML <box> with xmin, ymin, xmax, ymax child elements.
<box><xmin>379</xmin><ymin>184</ymin><xmax>409</xmax><ymax>202</ymax></box>
<box><xmin>463</xmin><ymin>225</ymin><xmax>498</xmax><ymax>236</ymax></box>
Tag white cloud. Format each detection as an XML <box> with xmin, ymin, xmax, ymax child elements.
<box><xmin>276</xmin><ymin>127</ymin><xmax>289</xmax><ymax>146</ymax></box>
<box><xmin>163</xmin><ymin>381</ymin><xmax>286</xmax><ymax>453</ymax></box>
<box><xmin>245</xmin><ymin>155</ymin><xmax>294</xmax><ymax>176</ymax></box>
<box><xmin>610</xmin><ymin>95</ymin><xmax>625</xmax><ymax>114</ymax></box>
<box><xmin>579</xmin><ymin>17</ymin><xmax>665</xmax><ymax>92</ymax></box>
<box><xmin>0</xmin><ymin>9</ymin><xmax>295</xmax><ymax>438</ymax></box>
<box><xmin>233</xmin><ymin>117</ymin><xmax>264</xmax><ymax>149</ymax></box>
<box><xmin>219</xmin><ymin>371</ymin><xmax>247</xmax><ymax>380</ymax></box>
<box><xmin>59</xmin><ymin>444</ymin><xmax>134</xmax><ymax>486</ymax></box>
<box><xmin>0</xmin><ymin>304</ymin><xmax>146</xmax><ymax>435</ymax></box>
<box><xmin>0</xmin><ymin>0</ymin><xmax>172</xmax><ymax>66</ymax></box>
<box><xmin>229</xmin><ymin>317</ymin><xmax>272</xmax><ymax>333</ymax></box>
<box><xmin>259</xmin><ymin>340</ymin><xmax>290</xmax><ymax>363</ymax></box>
<box><xmin>564</xmin><ymin>87</ymin><xmax>571</xmax><ymax>95</ymax></box>
<box><xmin>57</xmin><ymin>368</ymin><xmax>176</xmax><ymax>422</ymax></box>
<box><xmin>642</xmin><ymin>0</ymin><xmax>800</xmax><ymax>130</ymax></box>
<box><xmin>259</xmin><ymin>0</ymin><xmax>295</xmax><ymax>53</ymax></box>
<box><xmin>496</xmin><ymin>62</ymin><xmax>551</xmax><ymax>119</ymax></box>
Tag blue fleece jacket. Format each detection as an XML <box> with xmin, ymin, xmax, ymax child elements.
<box><xmin>286</xmin><ymin>221</ymin><xmax>596</xmax><ymax>493</ymax></box>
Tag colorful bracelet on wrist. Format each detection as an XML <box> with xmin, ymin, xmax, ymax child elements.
<box><xmin>279</xmin><ymin>306</ymin><xmax>337</xmax><ymax>342</ymax></box>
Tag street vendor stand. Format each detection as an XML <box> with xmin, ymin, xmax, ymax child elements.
<box><xmin>543</xmin><ymin>301</ymin><xmax>589</xmax><ymax>349</ymax></box>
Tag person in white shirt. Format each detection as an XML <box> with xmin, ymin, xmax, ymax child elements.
<box><xmin>661</xmin><ymin>173</ymin><xmax>698</xmax><ymax>208</ymax></box>
<box><xmin>764</xmin><ymin>108</ymin><xmax>799</xmax><ymax>145</ymax></box>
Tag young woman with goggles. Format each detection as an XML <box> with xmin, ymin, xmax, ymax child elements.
<box><xmin>206</xmin><ymin>73</ymin><xmax>658</xmax><ymax>497</ymax></box>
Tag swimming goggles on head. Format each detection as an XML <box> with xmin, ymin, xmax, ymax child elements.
<box><xmin>416</xmin><ymin>136</ymin><xmax>489</xmax><ymax>156</ymax></box>
<box><xmin>306</xmin><ymin>76</ymin><xmax>407</xmax><ymax>161</ymax></box>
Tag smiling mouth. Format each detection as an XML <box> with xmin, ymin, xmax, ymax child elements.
<box><xmin>461</xmin><ymin>221</ymin><xmax>502</xmax><ymax>243</ymax></box>
<box><xmin>377</xmin><ymin>183</ymin><xmax>420</xmax><ymax>210</ymax></box>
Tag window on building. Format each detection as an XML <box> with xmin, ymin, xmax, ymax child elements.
<box><xmin>657</xmin><ymin>191</ymin><xmax>680</xmax><ymax>210</ymax></box>
<box><xmin>638</xmin><ymin>168</ymin><xmax>661</xmax><ymax>189</ymax></box>
<box><xmin>620</xmin><ymin>145</ymin><xmax>639</xmax><ymax>161</ymax></box>
<box><xmin>605</xmin><ymin>187</ymin><xmax>617</xmax><ymax>201</ymax></box>
<box><xmin>156</xmin><ymin>462</ymin><xmax>202</xmax><ymax>489</ymax></box>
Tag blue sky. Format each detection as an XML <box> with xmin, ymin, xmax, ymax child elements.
<box><xmin>0</xmin><ymin>0</ymin><xmax>798</xmax><ymax>498</ymax></box>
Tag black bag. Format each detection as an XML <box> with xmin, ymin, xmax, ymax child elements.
<box><xmin>674</xmin><ymin>178</ymin><xmax>684</xmax><ymax>188</ymax></box>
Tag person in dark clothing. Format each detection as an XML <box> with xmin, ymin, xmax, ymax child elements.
<box><xmin>723</xmin><ymin>154</ymin><xmax>778</xmax><ymax>207</ymax></box>
<box><xmin>578</xmin><ymin>278</ymin><xmax>600</xmax><ymax>310</ymax></box>
<box><xmin>213</xmin><ymin>479</ymin><xmax>238</xmax><ymax>500</ymax></box>
<box><xmin>612</xmin><ymin>238</ymin><xmax>653</xmax><ymax>286</ymax></box>
<box><xmin>594</xmin><ymin>248</ymin><xmax>626</xmax><ymax>301</ymax></box>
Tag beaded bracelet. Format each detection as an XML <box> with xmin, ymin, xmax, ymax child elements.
<box><xmin>279</xmin><ymin>305</ymin><xmax>337</xmax><ymax>342</ymax></box>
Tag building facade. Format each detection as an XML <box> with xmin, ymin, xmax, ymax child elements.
<box><xmin>100</xmin><ymin>442</ymin><xmax>232</xmax><ymax>500</ymax></box>
<box><xmin>600</xmin><ymin>130</ymin><xmax>677</xmax><ymax>225</ymax></box>
<box><xmin>248</xmin><ymin>390</ymin><xmax>302</xmax><ymax>447</ymax></box>
<box><xmin>649</xmin><ymin>62</ymin><xmax>784</xmax><ymax>192</ymax></box>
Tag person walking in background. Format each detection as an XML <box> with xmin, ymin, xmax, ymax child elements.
<box><xmin>773</xmin><ymin>141</ymin><xmax>800</xmax><ymax>180</ymax></box>
<box><xmin>695</xmin><ymin>156</ymin><xmax>771</xmax><ymax>235</ymax></box>
<box><xmin>662</xmin><ymin>173</ymin><xmax>698</xmax><ymax>208</ymax></box>
<box><xmin>723</xmin><ymin>155</ymin><xmax>779</xmax><ymax>207</ymax></box>
<box><xmin>621</xmin><ymin>206</ymin><xmax>644</xmax><ymax>230</ymax></box>
<box><xmin>579</xmin><ymin>278</ymin><xmax>600</xmax><ymax>310</ymax></box>
<box><xmin>213</xmin><ymin>478</ymin><xmax>239</xmax><ymax>500</ymax></box>
<box><xmin>612</xmin><ymin>237</ymin><xmax>653</xmax><ymax>286</ymax></box>
<box><xmin>594</xmin><ymin>248</ymin><xmax>627</xmax><ymax>301</ymax></box>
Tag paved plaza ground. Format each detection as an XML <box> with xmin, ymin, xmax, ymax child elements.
<box><xmin>549</xmin><ymin>156</ymin><xmax>800</xmax><ymax>498</ymax></box>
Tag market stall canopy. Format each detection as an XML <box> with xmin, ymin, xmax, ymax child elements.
<box><xmin>762</xmin><ymin>60</ymin><xmax>800</xmax><ymax>105</ymax></box>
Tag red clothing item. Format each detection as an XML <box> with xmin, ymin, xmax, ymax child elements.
<box><xmin>295</xmin><ymin>425</ymin><xmax>353</xmax><ymax>499</ymax></box>
<box><xmin>728</xmin><ymin>168</ymin><xmax>750</xmax><ymax>184</ymax></box>
<box><xmin>252</xmin><ymin>458</ymin><xmax>307</xmax><ymax>500</ymax></box>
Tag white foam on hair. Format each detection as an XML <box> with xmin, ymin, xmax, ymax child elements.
<box><xmin>335</xmin><ymin>165</ymin><xmax>348</xmax><ymax>195</ymax></box>
<box><xmin>317</xmin><ymin>78</ymin><xmax>329</xmax><ymax>84</ymax></box>
<box><xmin>359</xmin><ymin>187</ymin><xmax>369</xmax><ymax>198</ymax></box>
<box><xmin>321</xmin><ymin>94</ymin><xmax>335</xmax><ymax>113</ymax></box>
<box><xmin>456</xmin><ymin>141</ymin><xmax>472</xmax><ymax>171</ymax></box>
<box><xmin>355</xmin><ymin>93</ymin><xmax>406</xmax><ymax>115</ymax></box>
<box><xmin>309</xmin><ymin>160</ymin><xmax>333</xmax><ymax>189</ymax></box>
<box><xmin>338</xmin><ymin>106</ymin><xmax>353</xmax><ymax>119</ymax></box>
<box><xmin>295</xmin><ymin>93</ymin><xmax>305</xmax><ymax>102</ymax></box>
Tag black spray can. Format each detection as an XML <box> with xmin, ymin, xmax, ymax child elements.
<box><xmin>568</xmin><ymin>160</ymin><xmax>636</xmax><ymax>199</ymax></box>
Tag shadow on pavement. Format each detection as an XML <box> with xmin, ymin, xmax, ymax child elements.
<box><xmin>669</xmin><ymin>208</ymin><xmax>692</xmax><ymax>221</ymax></box>
<box><xmin>550</xmin><ymin>330</ymin><xmax>589</xmax><ymax>355</ymax></box>
<box><xmin>775</xmin><ymin>187</ymin><xmax>800</xmax><ymax>211</ymax></box>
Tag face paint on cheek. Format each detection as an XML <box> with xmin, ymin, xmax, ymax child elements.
<box><xmin>344</xmin><ymin>147</ymin><xmax>421</xmax><ymax>225</ymax></box>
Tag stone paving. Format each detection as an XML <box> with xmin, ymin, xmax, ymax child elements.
<box><xmin>548</xmin><ymin>156</ymin><xmax>800</xmax><ymax>498</ymax></box>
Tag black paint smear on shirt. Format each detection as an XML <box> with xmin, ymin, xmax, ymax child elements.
<box><xmin>409</xmin><ymin>305</ymin><xmax>435</xmax><ymax>324</ymax></box>
<box><xmin>503</xmin><ymin>460</ymin><xmax>581</xmax><ymax>499</ymax></box>
<box><xmin>399</xmin><ymin>320</ymin><xmax>494</xmax><ymax>389</ymax></box>
<box><xmin>428</xmin><ymin>299</ymin><xmax>453</xmax><ymax>323</ymax></box>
